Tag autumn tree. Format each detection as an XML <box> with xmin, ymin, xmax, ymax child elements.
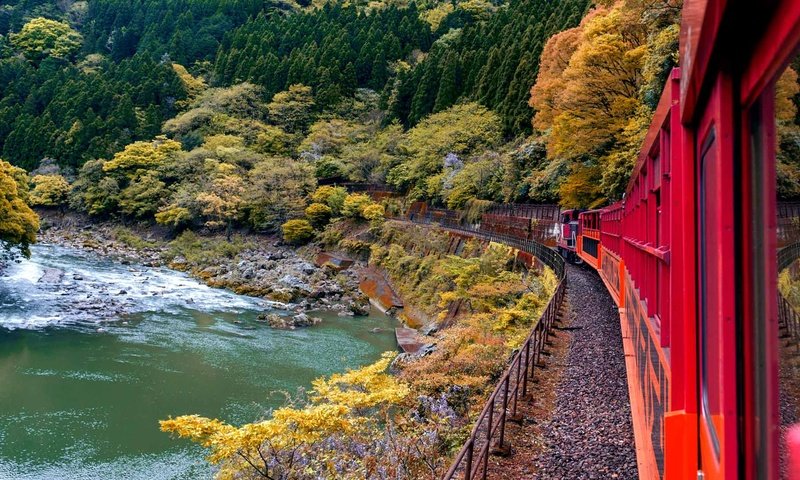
<box><xmin>529</xmin><ymin>0</ymin><xmax>681</xmax><ymax>206</ymax></box>
<box><xmin>267</xmin><ymin>84</ymin><xmax>316</xmax><ymax>134</ymax></box>
<box><xmin>10</xmin><ymin>18</ymin><xmax>83</xmax><ymax>62</ymax></box>
<box><xmin>29</xmin><ymin>174</ymin><xmax>70</xmax><ymax>207</ymax></box>
<box><xmin>776</xmin><ymin>66</ymin><xmax>800</xmax><ymax>199</ymax></box>
<box><xmin>161</xmin><ymin>352</ymin><xmax>409</xmax><ymax>479</ymax></box>
<box><xmin>103</xmin><ymin>137</ymin><xmax>182</xmax><ymax>177</ymax></box>
<box><xmin>119</xmin><ymin>173</ymin><xmax>167</xmax><ymax>218</ymax></box>
<box><xmin>388</xmin><ymin>102</ymin><xmax>502</xmax><ymax>201</ymax></box>
<box><xmin>243</xmin><ymin>157</ymin><xmax>316</xmax><ymax>232</ymax></box>
<box><xmin>0</xmin><ymin>160</ymin><xmax>39</xmax><ymax>256</ymax></box>
<box><xmin>195</xmin><ymin>162</ymin><xmax>245</xmax><ymax>241</ymax></box>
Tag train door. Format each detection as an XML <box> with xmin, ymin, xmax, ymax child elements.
<box><xmin>696</xmin><ymin>74</ymin><xmax>739</xmax><ymax>480</ymax></box>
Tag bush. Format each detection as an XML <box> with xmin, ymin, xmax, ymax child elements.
<box><xmin>282</xmin><ymin>219</ymin><xmax>314</xmax><ymax>244</ymax></box>
<box><xmin>310</xmin><ymin>185</ymin><xmax>347</xmax><ymax>215</ymax></box>
<box><xmin>29</xmin><ymin>174</ymin><xmax>70</xmax><ymax>207</ymax></box>
<box><xmin>342</xmin><ymin>193</ymin><xmax>372</xmax><ymax>218</ymax></box>
<box><xmin>305</xmin><ymin>203</ymin><xmax>332</xmax><ymax>228</ymax></box>
<box><xmin>165</xmin><ymin>230</ymin><xmax>253</xmax><ymax>265</ymax></box>
<box><xmin>112</xmin><ymin>227</ymin><xmax>160</xmax><ymax>250</ymax></box>
<box><xmin>362</xmin><ymin>203</ymin><xmax>385</xmax><ymax>221</ymax></box>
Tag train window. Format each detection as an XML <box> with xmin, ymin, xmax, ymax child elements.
<box><xmin>699</xmin><ymin>126</ymin><xmax>722</xmax><ymax>460</ymax></box>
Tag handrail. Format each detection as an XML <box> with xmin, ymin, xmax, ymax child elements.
<box><xmin>403</xmin><ymin>214</ymin><xmax>567</xmax><ymax>480</ymax></box>
<box><xmin>779</xmin><ymin>242</ymin><xmax>800</xmax><ymax>271</ymax></box>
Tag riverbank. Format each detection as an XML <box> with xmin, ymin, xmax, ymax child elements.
<box><xmin>35</xmin><ymin>210</ymin><xmax>371</xmax><ymax>324</ymax></box>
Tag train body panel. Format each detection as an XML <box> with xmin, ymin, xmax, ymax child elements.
<box><xmin>407</xmin><ymin>2</ymin><xmax>800</xmax><ymax>477</ymax></box>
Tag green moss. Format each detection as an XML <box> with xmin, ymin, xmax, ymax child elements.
<box><xmin>112</xmin><ymin>227</ymin><xmax>161</xmax><ymax>250</ymax></box>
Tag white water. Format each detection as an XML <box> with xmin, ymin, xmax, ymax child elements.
<box><xmin>0</xmin><ymin>244</ymin><xmax>278</xmax><ymax>330</ymax></box>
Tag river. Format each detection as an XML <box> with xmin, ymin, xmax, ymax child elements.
<box><xmin>0</xmin><ymin>244</ymin><xmax>398</xmax><ymax>479</ymax></box>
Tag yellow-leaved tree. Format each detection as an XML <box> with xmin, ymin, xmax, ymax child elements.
<box><xmin>0</xmin><ymin>160</ymin><xmax>39</xmax><ymax>257</ymax></box>
<box><xmin>195</xmin><ymin>162</ymin><xmax>245</xmax><ymax>241</ymax></box>
<box><xmin>29</xmin><ymin>174</ymin><xmax>70</xmax><ymax>207</ymax></box>
<box><xmin>529</xmin><ymin>0</ymin><xmax>682</xmax><ymax>207</ymax></box>
<box><xmin>102</xmin><ymin>137</ymin><xmax>182</xmax><ymax>177</ymax></box>
<box><xmin>161</xmin><ymin>352</ymin><xmax>409</xmax><ymax>479</ymax></box>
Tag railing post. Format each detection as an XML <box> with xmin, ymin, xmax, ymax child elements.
<box><xmin>492</xmin><ymin>376</ymin><xmax>511</xmax><ymax>456</ymax></box>
<box><xmin>463</xmin><ymin>440</ymin><xmax>474</xmax><ymax>480</ymax></box>
<box><xmin>482</xmin><ymin>402</ymin><xmax>493</xmax><ymax>480</ymax></box>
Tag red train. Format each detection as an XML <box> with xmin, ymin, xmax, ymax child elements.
<box><xmin>558</xmin><ymin>2</ymin><xmax>800</xmax><ymax>478</ymax></box>
<box><xmin>409</xmin><ymin>2</ymin><xmax>800</xmax><ymax>477</ymax></box>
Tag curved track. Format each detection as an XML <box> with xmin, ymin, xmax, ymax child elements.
<box><xmin>531</xmin><ymin>264</ymin><xmax>638</xmax><ymax>478</ymax></box>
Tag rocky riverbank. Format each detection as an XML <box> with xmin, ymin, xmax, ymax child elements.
<box><xmin>35</xmin><ymin>210</ymin><xmax>372</xmax><ymax>327</ymax></box>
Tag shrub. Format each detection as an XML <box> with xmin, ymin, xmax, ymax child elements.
<box><xmin>362</xmin><ymin>203</ymin><xmax>385</xmax><ymax>221</ymax></box>
<box><xmin>305</xmin><ymin>203</ymin><xmax>333</xmax><ymax>228</ymax></box>
<box><xmin>282</xmin><ymin>219</ymin><xmax>314</xmax><ymax>244</ymax></box>
<box><xmin>319</xmin><ymin>221</ymin><xmax>344</xmax><ymax>247</ymax></box>
<box><xmin>112</xmin><ymin>227</ymin><xmax>160</xmax><ymax>250</ymax></box>
<box><xmin>342</xmin><ymin>193</ymin><xmax>372</xmax><ymax>218</ymax></box>
<box><xmin>165</xmin><ymin>230</ymin><xmax>253</xmax><ymax>265</ymax></box>
<box><xmin>29</xmin><ymin>174</ymin><xmax>70</xmax><ymax>207</ymax></box>
<box><xmin>310</xmin><ymin>185</ymin><xmax>347</xmax><ymax>215</ymax></box>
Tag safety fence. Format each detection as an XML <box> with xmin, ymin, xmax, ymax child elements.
<box><xmin>779</xmin><ymin>242</ymin><xmax>800</xmax><ymax>272</ymax></box>
<box><xmin>404</xmin><ymin>213</ymin><xmax>567</xmax><ymax>480</ymax></box>
<box><xmin>779</xmin><ymin>295</ymin><xmax>800</xmax><ymax>352</ymax></box>
<box><xmin>779</xmin><ymin>241</ymin><xmax>800</xmax><ymax>351</ymax></box>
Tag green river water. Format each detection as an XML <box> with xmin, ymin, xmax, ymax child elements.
<box><xmin>0</xmin><ymin>244</ymin><xmax>398</xmax><ymax>479</ymax></box>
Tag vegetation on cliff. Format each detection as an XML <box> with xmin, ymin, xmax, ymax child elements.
<box><xmin>162</xmin><ymin>218</ymin><xmax>556</xmax><ymax>479</ymax></box>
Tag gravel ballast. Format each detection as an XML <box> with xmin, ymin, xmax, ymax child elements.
<box><xmin>529</xmin><ymin>264</ymin><xmax>638</xmax><ymax>479</ymax></box>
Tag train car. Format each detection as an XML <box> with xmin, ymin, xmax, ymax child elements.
<box><xmin>568</xmin><ymin>1</ymin><xmax>800</xmax><ymax>478</ymax></box>
<box><xmin>576</xmin><ymin>210</ymin><xmax>602</xmax><ymax>270</ymax></box>
<box><xmin>557</xmin><ymin>209</ymin><xmax>582</xmax><ymax>263</ymax></box>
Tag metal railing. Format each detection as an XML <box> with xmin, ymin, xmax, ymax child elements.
<box><xmin>779</xmin><ymin>242</ymin><xmax>800</xmax><ymax>272</ymax></box>
<box><xmin>779</xmin><ymin>294</ymin><xmax>800</xmax><ymax>352</ymax></box>
<box><xmin>404</xmin><ymin>214</ymin><xmax>567</xmax><ymax>480</ymax></box>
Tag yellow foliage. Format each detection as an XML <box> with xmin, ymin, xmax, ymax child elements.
<box><xmin>304</xmin><ymin>202</ymin><xmax>333</xmax><ymax>227</ymax></box>
<box><xmin>311</xmin><ymin>352</ymin><xmax>409</xmax><ymax>409</ymax></box>
<box><xmin>361</xmin><ymin>202</ymin><xmax>385</xmax><ymax>221</ymax></box>
<box><xmin>172</xmin><ymin>63</ymin><xmax>207</xmax><ymax>102</ymax></box>
<box><xmin>421</xmin><ymin>3</ymin><xmax>453</xmax><ymax>30</ymax></box>
<box><xmin>161</xmin><ymin>352</ymin><xmax>409</xmax><ymax>477</ymax></box>
<box><xmin>529</xmin><ymin>0</ymin><xmax>681</xmax><ymax>205</ymax></box>
<box><xmin>281</xmin><ymin>218</ymin><xmax>314</xmax><ymax>244</ymax></box>
<box><xmin>29</xmin><ymin>174</ymin><xmax>70</xmax><ymax>207</ymax></box>
<box><xmin>102</xmin><ymin>137</ymin><xmax>182</xmax><ymax>175</ymax></box>
<box><xmin>0</xmin><ymin>160</ymin><xmax>39</xmax><ymax>252</ymax></box>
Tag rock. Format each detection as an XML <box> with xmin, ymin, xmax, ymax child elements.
<box><xmin>370</xmin><ymin>328</ymin><xmax>382</xmax><ymax>333</ymax></box>
<box><xmin>96</xmin><ymin>328</ymin><xmax>108</xmax><ymax>333</ymax></box>
<box><xmin>118</xmin><ymin>290</ymin><xmax>127</xmax><ymax>295</ymax></box>
<box><xmin>263</xmin><ymin>312</ymin><xmax>321</xmax><ymax>329</ymax></box>
<box><xmin>351</xmin><ymin>298</ymin><xmax>371</xmax><ymax>316</ymax></box>
<box><xmin>337</xmin><ymin>310</ymin><xmax>355</xmax><ymax>317</ymax></box>
<box><xmin>421</xmin><ymin>324</ymin><xmax>439</xmax><ymax>336</ymax></box>
<box><xmin>278</xmin><ymin>275</ymin><xmax>311</xmax><ymax>292</ymax></box>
